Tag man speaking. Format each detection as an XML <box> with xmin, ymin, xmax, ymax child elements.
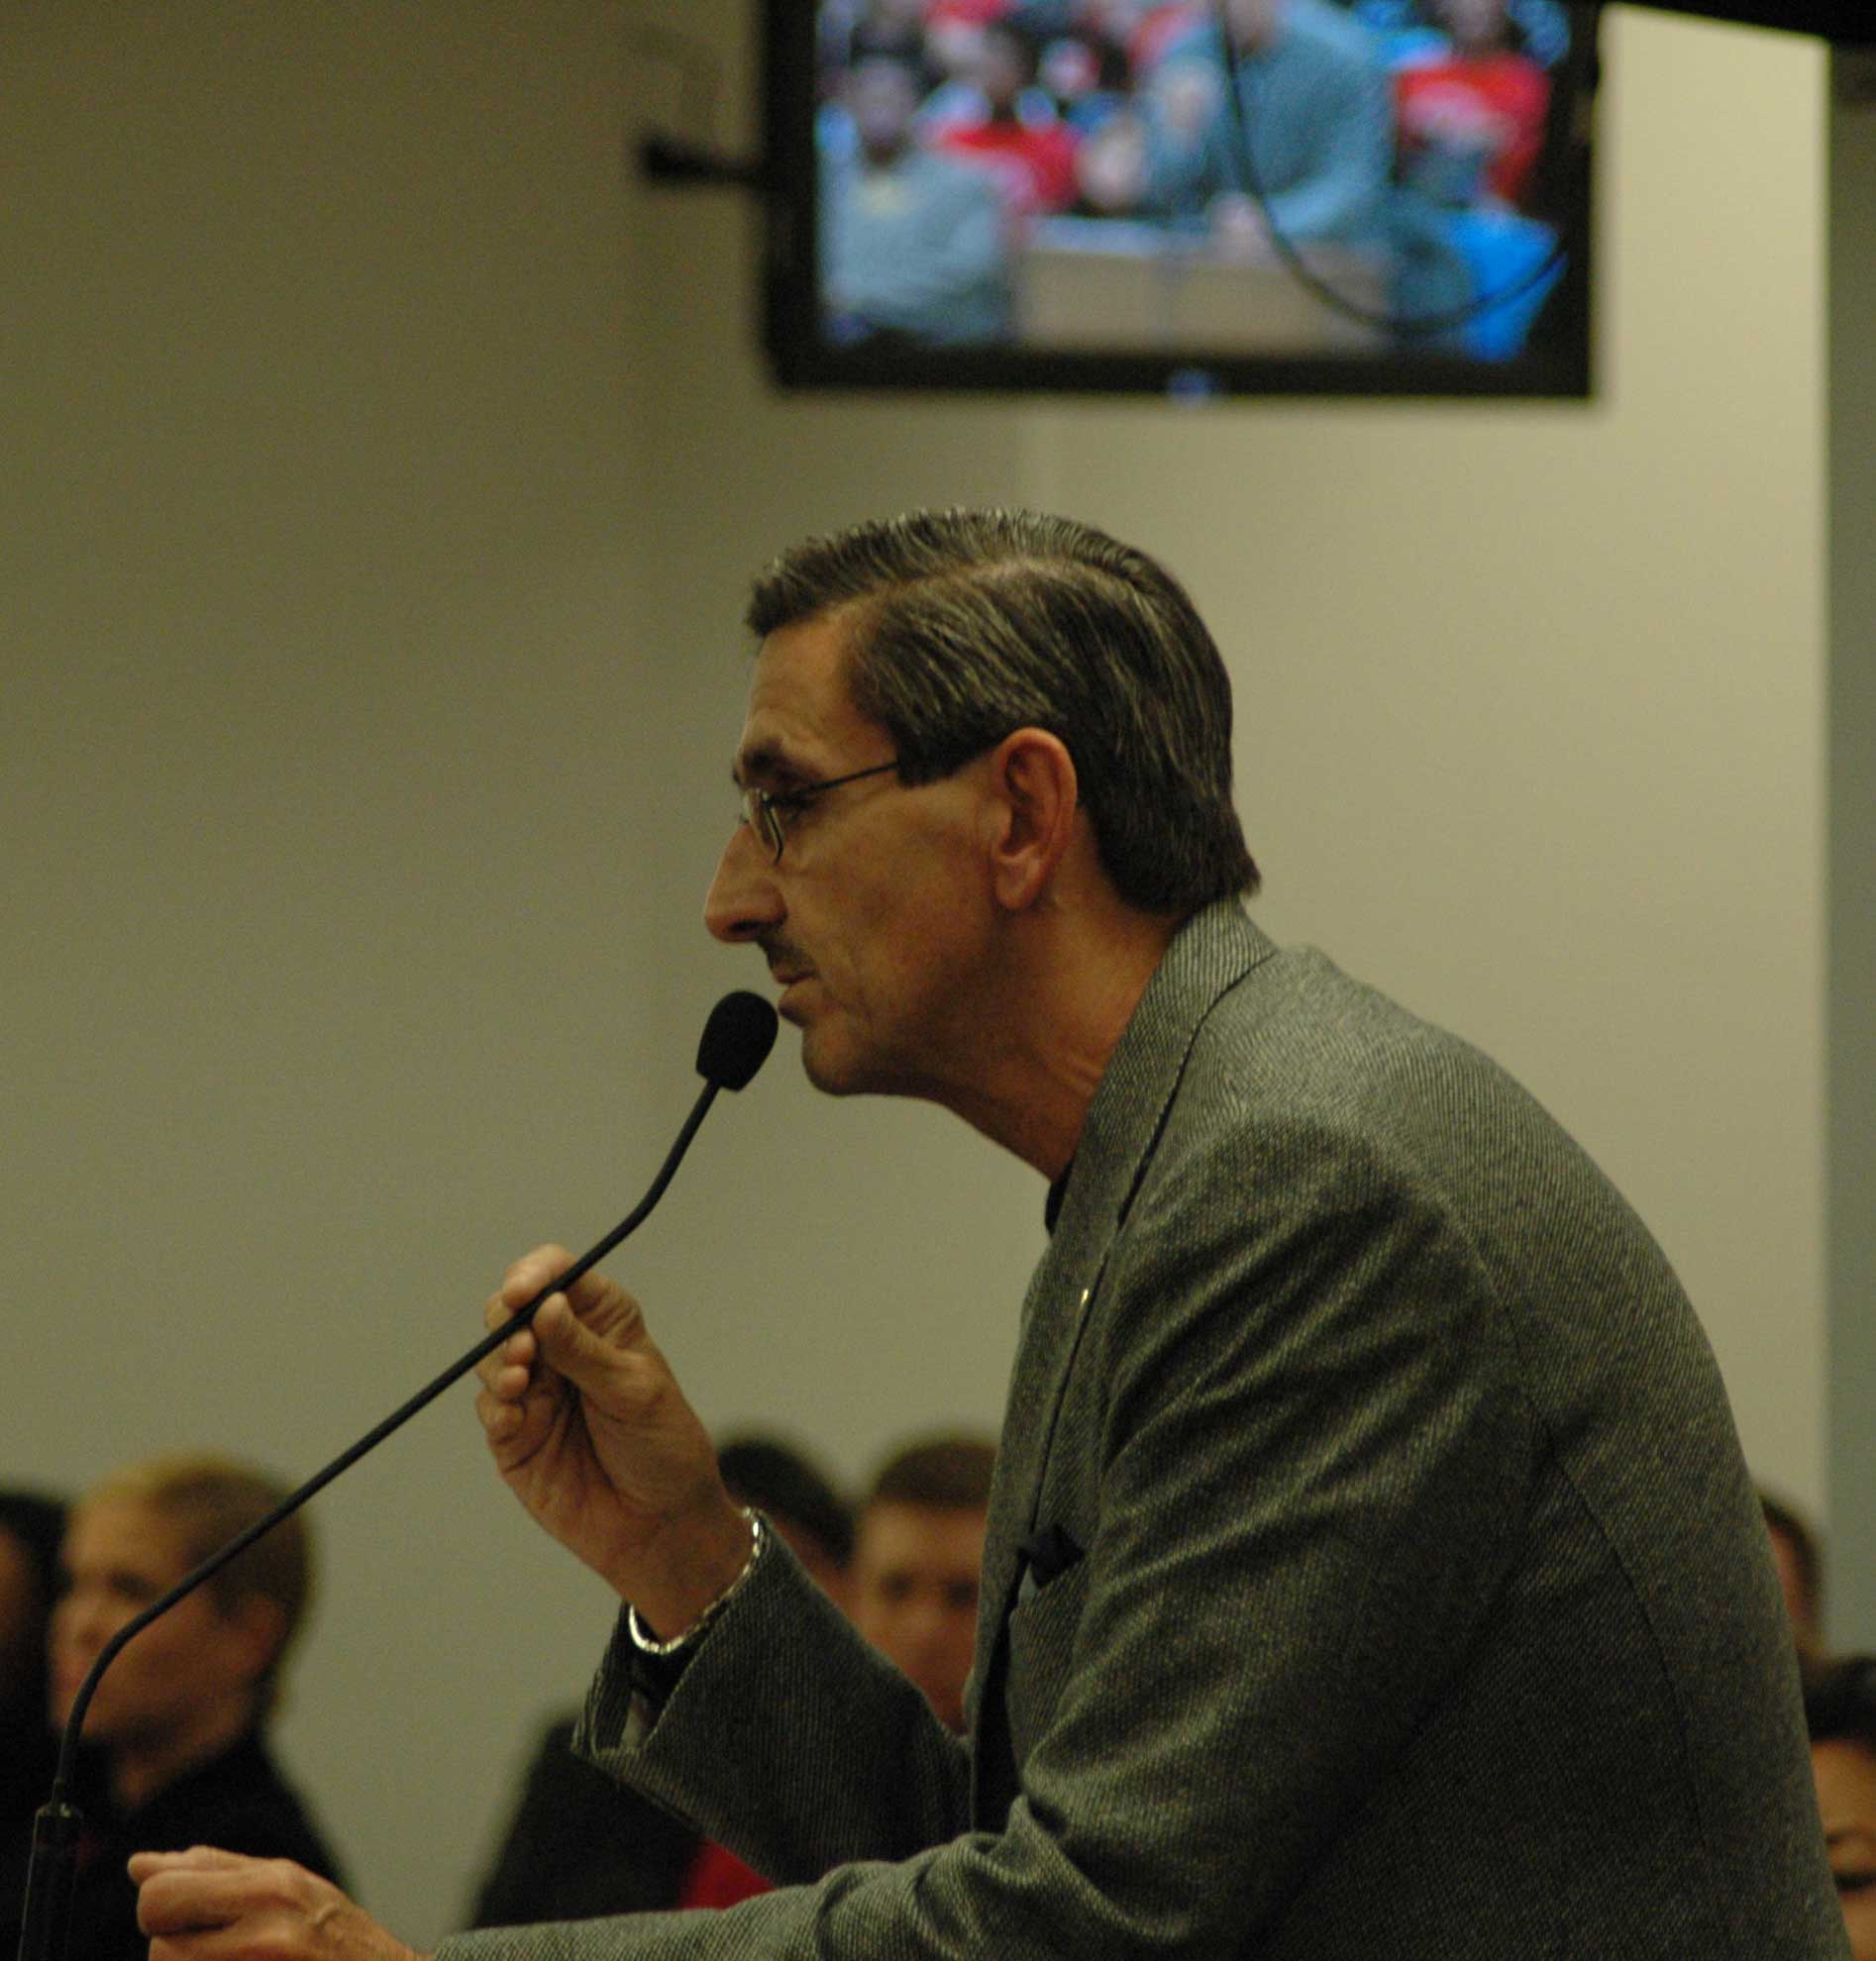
<box><xmin>132</xmin><ymin>509</ymin><xmax>1845</xmax><ymax>1957</ymax></box>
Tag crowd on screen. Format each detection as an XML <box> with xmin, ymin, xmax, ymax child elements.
<box><xmin>815</xmin><ymin>0</ymin><xmax>1573</xmax><ymax>356</ymax></box>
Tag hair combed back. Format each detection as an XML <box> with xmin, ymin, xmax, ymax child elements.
<box><xmin>87</xmin><ymin>1453</ymin><xmax>311</xmax><ymax>1711</ymax></box>
<box><xmin>746</xmin><ymin>509</ymin><xmax>1259</xmax><ymax>914</ymax></box>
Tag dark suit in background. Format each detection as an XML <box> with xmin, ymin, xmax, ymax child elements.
<box><xmin>441</xmin><ymin>899</ymin><xmax>1844</xmax><ymax>1957</ymax></box>
<box><xmin>468</xmin><ymin>1720</ymin><xmax>694</xmax><ymax>1929</ymax></box>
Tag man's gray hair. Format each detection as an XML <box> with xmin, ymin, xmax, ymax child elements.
<box><xmin>745</xmin><ymin>508</ymin><xmax>1259</xmax><ymax>914</ymax></box>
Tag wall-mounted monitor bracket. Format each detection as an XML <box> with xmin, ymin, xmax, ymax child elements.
<box><xmin>638</xmin><ymin>136</ymin><xmax>767</xmax><ymax>191</ymax></box>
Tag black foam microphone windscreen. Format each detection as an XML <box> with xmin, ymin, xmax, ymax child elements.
<box><xmin>697</xmin><ymin>989</ymin><xmax>778</xmax><ymax>1090</ymax></box>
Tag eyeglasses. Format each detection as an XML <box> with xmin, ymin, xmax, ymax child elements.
<box><xmin>737</xmin><ymin>760</ymin><xmax>900</xmax><ymax>864</ymax></box>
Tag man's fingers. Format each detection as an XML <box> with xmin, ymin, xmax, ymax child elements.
<box><xmin>474</xmin><ymin>1387</ymin><xmax>527</xmax><ymax>1448</ymax></box>
<box><xmin>474</xmin><ymin>1322</ymin><xmax>539</xmax><ymax>1393</ymax></box>
<box><xmin>133</xmin><ymin>1851</ymin><xmax>420</xmax><ymax>1960</ymax></box>
<box><xmin>134</xmin><ymin>1850</ymin><xmax>305</xmax><ymax>1933</ymax></box>
<box><xmin>531</xmin><ymin>1291</ymin><xmax>626</xmax><ymax>1387</ymax></box>
<box><xmin>129</xmin><ymin>1845</ymin><xmax>247</xmax><ymax>1885</ymax></box>
<box><xmin>477</xmin><ymin>1244</ymin><xmax>574</xmax><ymax>1394</ymax></box>
<box><xmin>478</xmin><ymin>1244</ymin><xmax>573</xmax><ymax>1350</ymax></box>
<box><xmin>502</xmin><ymin>1244</ymin><xmax>573</xmax><ymax>1307</ymax></box>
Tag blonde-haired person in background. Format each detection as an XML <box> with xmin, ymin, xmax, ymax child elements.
<box><xmin>0</xmin><ymin>1453</ymin><xmax>344</xmax><ymax>1961</ymax></box>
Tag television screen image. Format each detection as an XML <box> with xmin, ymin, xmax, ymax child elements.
<box><xmin>764</xmin><ymin>0</ymin><xmax>1600</xmax><ymax>399</ymax></box>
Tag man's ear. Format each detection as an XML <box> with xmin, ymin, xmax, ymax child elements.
<box><xmin>983</xmin><ymin>729</ymin><xmax>1079</xmax><ymax>913</ymax></box>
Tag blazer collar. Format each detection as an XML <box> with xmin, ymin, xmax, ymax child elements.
<box><xmin>1047</xmin><ymin>896</ymin><xmax>1279</xmax><ymax>1256</ymax></box>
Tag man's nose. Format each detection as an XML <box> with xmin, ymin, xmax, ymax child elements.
<box><xmin>704</xmin><ymin>823</ymin><xmax>783</xmax><ymax>946</ymax></box>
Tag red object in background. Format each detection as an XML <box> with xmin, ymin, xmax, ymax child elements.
<box><xmin>1394</xmin><ymin>53</ymin><xmax>1552</xmax><ymax>206</ymax></box>
<box><xmin>927</xmin><ymin>0</ymin><xmax>1018</xmax><ymax>25</ymax></box>
<box><xmin>938</xmin><ymin>118</ymin><xmax>1082</xmax><ymax>215</ymax></box>
<box><xmin>676</xmin><ymin>1840</ymin><xmax>773</xmax><ymax>1911</ymax></box>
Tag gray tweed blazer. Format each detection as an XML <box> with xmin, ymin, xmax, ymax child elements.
<box><xmin>446</xmin><ymin>901</ymin><xmax>1845</xmax><ymax>1958</ymax></box>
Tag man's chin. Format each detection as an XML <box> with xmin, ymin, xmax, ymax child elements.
<box><xmin>796</xmin><ymin>1015</ymin><xmax>901</xmax><ymax>1099</ymax></box>
<box><xmin>798</xmin><ymin>1030</ymin><xmax>866</xmax><ymax>1097</ymax></box>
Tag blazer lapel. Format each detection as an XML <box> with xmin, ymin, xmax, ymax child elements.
<box><xmin>968</xmin><ymin>900</ymin><xmax>1278</xmax><ymax>1818</ymax></box>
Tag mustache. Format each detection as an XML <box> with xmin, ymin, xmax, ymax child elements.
<box><xmin>761</xmin><ymin>940</ymin><xmax>814</xmax><ymax>980</ymax></box>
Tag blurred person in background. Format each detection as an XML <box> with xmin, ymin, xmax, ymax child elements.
<box><xmin>842</xmin><ymin>0</ymin><xmax>942</xmax><ymax>89</ymax></box>
<box><xmin>1391</xmin><ymin>0</ymin><xmax>1552</xmax><ymax>210</ymax></box>
<box><xmin>1805</xmin><ymin>1656</ymin><xmax>1876</xmax><ymax>1960</ymax></box>
<box><xmin>821</xmin><ymin>53</ymin><xmax>1014</xmax><ymax>346</ymax></box>
<box><xmin>1385</xmin><ymin>0</ymin><xmax>1563</xmax><ymax>358</ymax></box>
<box><xmin>1143</xmin><ymin>0</ymin><xmax>1393</xmax><ymax>250</ymax></box>
<box><xmin>0</xmin><ymin>1491</ymin><xmax>67</xmax><ymax>1846</ymax></box>
<box><xmin>1072</xmin><ymin>108</ymin><xmax>1152</xmax><ymax>213</ymax></box>
<box><xmin>851</xmin><ymin>1434</ymin><xmax>996</xmax><ymax>1736</ymax></box>
<box><xmin>1762</xmin><ymin>1488</ymin><xmax>1827</xmax><ymax>1661</ymax></box>
<box><xmin>1</xmin><ymin>1454</ymin><xmax>341</xmax><ymax>1961</ymax></box>
<box><xmin>930</xmin><ymin>22</ymin><xmax>1083</xmax><ymax>217</ymax></box>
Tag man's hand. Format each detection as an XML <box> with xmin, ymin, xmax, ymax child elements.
<box><xmin>473</xmin><ymin>1245</ymin><xmax>753</xmax><ymax>1634</ymax></box>
<box><xmin>131</xmin><ymin>1848</ymin><xmax>423</xmax><ymax>1960</ymax></box>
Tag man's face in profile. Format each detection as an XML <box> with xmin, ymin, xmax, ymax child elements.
<box><xmin>706</xmin><ymin>613</ymin><xmax>995</xmax><ymax>1107</ymax></box>
<box><xmin>851</xmin><ymin>1499</ymin><xmax>987</xmax><ymax>1734</ymax></box>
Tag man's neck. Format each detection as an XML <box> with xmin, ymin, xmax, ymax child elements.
<box><xmin>933</xmin><ymin>901</ymin><xmax>1180</xmax><ymax>1181</ymax></box>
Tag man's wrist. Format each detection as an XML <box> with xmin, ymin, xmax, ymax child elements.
<box><xmin>626</xmin><ymin>1507</ymin><xmax>765</xmax><ymax>1655</ymax></box>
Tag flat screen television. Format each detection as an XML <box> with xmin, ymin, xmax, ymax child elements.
<box><xmin>762</xmin><ymin>0</ymin><xmax>1601</xmax><ymax>399</ymax></box>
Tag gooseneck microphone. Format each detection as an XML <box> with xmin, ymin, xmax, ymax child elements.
<box><xmin>14</xmin><ymin>989</ymin><xmax>778</xmax><ymax>1961</ymax></box>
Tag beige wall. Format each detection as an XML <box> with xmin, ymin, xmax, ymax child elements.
<box><xmin>0</xmin><ymin>4</ymin><xmax>1837</xmax><ymax>1947</ymax></box>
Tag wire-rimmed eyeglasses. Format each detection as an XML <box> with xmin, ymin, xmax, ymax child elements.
<box><xmin>738</xmin><ymin>761</ymin><xmax>900</xmax><ymax>864</ymax></box>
